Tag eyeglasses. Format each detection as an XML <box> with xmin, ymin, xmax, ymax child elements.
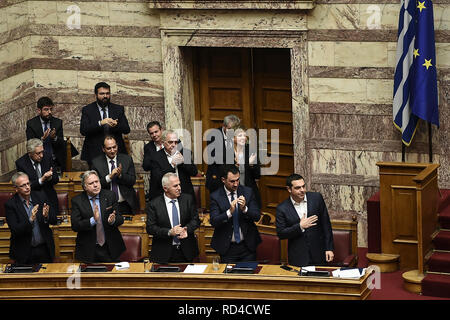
<box><xmin>166</xmin><ymin>140</ymin><xmax>179</xmax><ymax>145</ymax></box>
<box><xmin>16</xmin><ymin>182</ymin><xmax>30</xmax><ymax>189</ymax></box>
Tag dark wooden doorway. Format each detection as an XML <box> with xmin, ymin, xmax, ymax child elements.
<box><xmin>193</xmin><ymin>47</ymin><xmax>294</xmax><ymax>214</ymax></box>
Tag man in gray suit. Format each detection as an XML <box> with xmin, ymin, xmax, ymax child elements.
<box><xmin>91</xmin><ymin>136</ymin><xmax>139</xmax><ymax>215</ymax></box>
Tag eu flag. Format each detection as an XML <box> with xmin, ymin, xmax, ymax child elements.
<box><xmin>393</xmin><ymin>0</ymin><xmax>439</xmax><ymax>146</ymax></box>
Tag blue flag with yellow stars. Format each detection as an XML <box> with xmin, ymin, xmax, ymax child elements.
<box><xmin>393</xmin><ymin>0</ymin><xmax>439</xmax><ymax>146</ymax></box>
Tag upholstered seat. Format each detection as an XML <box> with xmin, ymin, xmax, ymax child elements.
<box><xmin>256</xmin><ymin>233</ymin><xmax>281</xmax><ymax>265</ymax></box>
<box><xmin>119</xmin><ymin>234</ymin><xmax>144</xmax><ymax>262</ymax></box>
<box><xmin>0</xmin><ymin>192</ymin><xmax>14</xmax><ymax>217</ymax></box>
<box><xmin>329</xmin><ymin>229</ymin><xmax>357</xmax><ymax>267</ymax></box>
<box><xmin>57</xmin><ymin>192</ymin><xmax>69</xmax><ymax>215</ymax></box>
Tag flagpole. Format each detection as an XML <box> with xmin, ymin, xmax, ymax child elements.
<box><xmin>402</xmin><ymin>143</ymin><xmax>406</xmax><ymax>162</ymax></box>
<box><xmin>428</xmin><ymin>121</ymin><xmax>433</xmax><ymax>163</ymax></box>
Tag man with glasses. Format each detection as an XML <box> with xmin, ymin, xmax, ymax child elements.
<box><xmin>15</xmin><ymin>138</ymin><xmax>59</xmax><ymax>214</ymax></box>
<box><xmin>70</xmin><ymin>170</ymin><xmax>125</xmax><ymax>263</ymax></box>
<box><xmin>5</xmin><ymin>172</ymin><xmax>57</xmax><ymax>264</ymax></box>
<box><xmin>148</xmin><ymin>130</ymin><xmax>198</xmax><ymax>203</ymax></box>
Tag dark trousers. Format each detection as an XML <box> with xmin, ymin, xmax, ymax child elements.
<box><xmin>169</xmin><ymin>245</ymin><xmax>191</xmax><ymax>263</ymax></box>
<box><xmin>220</xmin><ymin>241</ymin><xmax>256</xmax><ymax>264</ymax></box>
<box><xmin>19</xmin><ymin>244</ymin><xmax>52</xmax><ymax>265</ymax></box>
<box><xmin>118</xmin><ymin>201</ymin><xmax>133</xmax><ymax>215</ymax></box>
<box><xmin>93</xmin><ymin>243</ymin><xmax>115</xmax><ymax>263</ymax></box>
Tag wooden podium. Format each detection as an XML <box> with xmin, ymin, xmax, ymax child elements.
<box><xmin>374</xmin><ymin>162</ymin><xmax>439</xmax><ymax>272</ymax></box>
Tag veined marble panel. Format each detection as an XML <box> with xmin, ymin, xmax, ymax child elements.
<box><xmin>5</xmin><ymin>1</ymin><xmax>29</xmax><ymax>31</ymax></box>
<box><xmin>76</xmin><ymin>71</ymin><xmax>163</xmax><ymax>97</ymax></box>
<box><xmin>335</xmin><ymin>42</ymin><xmax>389</xmax><ymax>67</ymax></box>
<box><xmin>437</xmin><ymin>43</ymin><xmax>450</xmax><ymax>68</ymax></box>
<box><xmin>308</xmin><ymin>4</ymin><xmax>359</xmax><ymax>30</ymax></box>
<box><xmin>0</xmin><ymin>70</ymin><xmax>34</xmax><ymax>104</ymax></box>
<box><xmin>0</xmin><ymin>8</ymin><xmax>7</xmax><ymax>33</ymax></box>
<box><xmin>0</xmin><ymin>37</ymin><xmax>31</xmax><ymax>67</ymax></box>
<box><xmin>309</xmin><ymin>78</ymin><xmax>393</xmax><ymax>104</ymax></box>
<box><xmin>55</xmin><ymin>1</ymin><xmax>160</xmax><ymax>27</ymax></box>
<box><xmin>1</xmin><ymin>141</ymin><xmax>27</xmax><ymax>176</ymax></box>
<box><xmin>159</xmin><ymin>10</ymin><xmax>307</xmax><ymax>31</ymax></box>
<box><xmin>33</xmin><ymin>69</ymin><xmax>78</xmax><ymax>92</ymax></box>
<box><xmin>29</xmin><ymin>1</ymin><xmax>58</xmax><ymax>24</ymax></box>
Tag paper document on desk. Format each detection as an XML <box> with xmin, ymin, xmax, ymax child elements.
<box><xmin>302</xmin><ymin>266</ymin><xmax>316</xmax><ymax>272</ymax></box>
<box><xmin>183</xmin><ymin>264</ymin><xmax>208</xmax><ymax>274</ymax></box>
<box><xmin>115</xmin><ymin>262</ymin><xmax>130</xmax><ymax>270</ymax></box>
<box><xmin>332</xmin><ymin>268</ymin><xmax>366</xmax><ymax>279</ymax></box>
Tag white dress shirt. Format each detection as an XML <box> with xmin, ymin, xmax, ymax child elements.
<box><xmin>164</xmin><ymin>194</ymin><xmax>181</xmax><ymax>245</ymax></box>
<box><xmin>224</xmin><ymin>186</ymin><xmax>245</xmax><ymax>242</ymax></box>
<box><xmin>291</xmin><ymin>194</ymin><xmax>308</xmax><ymax>232</ymax></box>
<box><xmin>105</xmin><ymin>155</ymin><xmax>125</xmax><ymax>203</ymax></box>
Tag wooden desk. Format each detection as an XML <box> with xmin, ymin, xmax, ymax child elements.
<box><xmin>0</xmin><ymin>263</ymin><xmax>372</xmax><ymax>300</ymax></box>
<box><xmin>53</xmin><ymin>215</ymin><xmax>149</xmax><ymax>262</ymax></box>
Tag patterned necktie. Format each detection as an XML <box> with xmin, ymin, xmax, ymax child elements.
<box><xmin>170</xmin><ymin>199</ymin><xmax>180</xmax><ymax>244</ymax></box>
<box><xmin>101</xmin><ymin>106</ymin><xmax>107</xmax><ymax>119</ymax></box>
<box><xmin>110</xmin><ymin>159</ymin><xmax>119</xmax><ymax>196</ymax></box>
<box><xmin>230</xmin><ymin>192</ymin><xmax>241</xmax><ymax>243</ymax></box>
<box><xmin>43</xmin><ymin>121</ymin><xmax>53</xmax><ymax>159</ymax></box>
<box><xmin>91</xmin><ymin>197</ymin><xmax>105</xmax><ymax>246</ymax></box>
<box><xmin>34</xmin><ymin>162</ymin><xmax>42</xmax><ymax>179</ymax></box>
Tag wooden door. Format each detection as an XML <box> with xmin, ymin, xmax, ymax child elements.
<box><xmin>194</xmin><ymin>47</ymin><xmax>293</xmax><ymax>214</ymax></box>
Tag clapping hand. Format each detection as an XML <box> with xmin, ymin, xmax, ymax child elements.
<box><xmin>41</xmin><ymin>167</ymin><xmax>53</xmax><ymax>181</ymax></box>
<box><xmin>108</xmin><ymin>210</ymin><xmax>116</xmax><ymax>224</ymax></box>
<box><xmin>42</xmin><ymin>203</ymin><xmax>50</xmax><ymax>218</ymax></box>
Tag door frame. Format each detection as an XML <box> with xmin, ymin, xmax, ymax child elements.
<box><xmin>160</xmin><ymin>28</ymin><xmax>311</xmax><ymax>184</ymax></box>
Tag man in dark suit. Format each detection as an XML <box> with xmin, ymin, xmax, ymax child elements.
<box><xmin>16</xmin><ymin>138</ymin><xmax>59</xmax><ymax>214</ymax></box>
<box><xmin>276</xmin><ymin>174</ymin><xmax>334</xmax><ymax>267</ymax></box>
<box><xmin>209</xmin><ymin>165</ymin><xmax>261</xmax><ymax>263</ymax></box>
<box><xmin>146</xmin><ymin>172</ymin><xmax>200</xmax><ymax>263</ymax></box>
<box><xmin>70</xmin><ymin>170</ymin><xmax>125</xmax><ymax>263</ymax></box>
<box><xmin>91</xmin><ymin>136</ymin><xmax>138</xmax><ymax>215</ymax></box>
<box><xmin>148</xmin><ymin>130</ymin><xmax>197</xmax><ymax>202</ymax></box>
<box><xmin>5</xmin><ymin>172</ymin><xmax>57</xmax><ymax>264</ymax></box>
<box><xmin>205</xmin><ymin>114</ymin><xmax>240</xmax><ymax>193</ymax></box>
<box><xmin>142</xmin><ymin>121</ymin><xmax>164</xmax><ymax>172</ymax></box>
<box><xmin>26</xmin><ymin>97</ymin><xmax>66</xmax><ymax>172</ymax></box>
<box><xmin>80</xmin><ymin>82</ymin><xmax>130</xmax><ymax>166</ymax></box>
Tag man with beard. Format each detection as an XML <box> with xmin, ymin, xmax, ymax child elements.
<box><xmin>80</xmin><ymin>82</ymin><xmax>131</xmax><ymax>166</ymax></box>
<box><xmin>26</xmin><ymin>97</ymin><xmax>66</xmax><ymax>172</ymax></box>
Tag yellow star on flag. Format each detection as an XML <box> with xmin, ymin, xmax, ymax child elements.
<box><xmin>423</xmin><ymin>59</ymin><xmax>432</xmax><ymax>70</ymax></box>
<box><xmin>413</xmin><ymin>49</ymin><xmax>420</xmax><ymax>58</ymax></box>
<box><xmin>417</xmin><ymin>1</ymin><xmax>426</xmax><ymax>12</ymax></box>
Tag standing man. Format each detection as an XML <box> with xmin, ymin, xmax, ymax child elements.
<box><xmin>26</xmin><ymin>97</ymin><xmax>66</xmax><ymax>172</ymax></box>
<box><xmin>91</xmin><ymin>136</ymin><xmax>138</xmax><ymax>215</ymax></box>
<box><xmin>5</xmin><ymin>172</ymin><xmax>57</xmax><ymax>264</ymax></box>
<box><xmin>142</xmin><ymin>121</ymin><xmax>164</xmax><ymax>172</ymax></box>
<box><xmin>276</xmin><ymin>174</ymin><xmax>334</xmax><ymax>267</ymax></box>
<box><xmin>80</xmin><ymin>82</ymin><xmax>130</xmax><ymax>166</ymax></box>
<box><xmin>146</xmin><ymin>173</ymin><xmax>200</xmax><ymax>263</ymax></box>
<box><xmin>205</xmin><ymin>114</ymin><xmax>240</xmax><ymax>193</ymax></box>
<box><xmin>16</xmin><ymin>138</ymin><xmax>59</xmax><ymax>214</ymax></box>
<box><xmin>148</xmin><ymin>130</ymin><xmax>197</xmax><ymax>202</ymax></box>
<box><xmin>209</xmin><ymin>165</ymin><xmax>261</xmax><ymax>263</ymax></box>
<box><xmin>70</xmin><ymin>170</ymin><xmax>125</xmax><ymax>263</ymax></box>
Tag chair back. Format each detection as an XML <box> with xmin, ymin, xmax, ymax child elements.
<box><xmin>256</xmin><ymin>233</ymin><xmax>281</xmax><ymax>264</ymax></box>
<box><xmin>0</xmin><ymin>192</ymin><xmax>14</xmax><ymax>217</ymax></box>
<box><xmin>120</xmin><ymin>234</ymin><xmax>142</xmax><ymax>262</ymax></box>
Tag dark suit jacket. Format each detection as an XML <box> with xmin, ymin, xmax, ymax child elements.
<box><xmin>91</xmin><ymin>153</ymin><xmax>138</xmax><ymax>213</ymax></box>
<box><xmin>276</xmin><ymin>192</ymin><xmax>334</xmax><ymax>267</ymax></box>
<box><xmin>5</xmin><ymin>191</ymin><xmax>57</xmax><ymax>264</ymax></box>
<box><xmin>209</xmin><ymin>185</ymin><xmax>261</xmax><ymax>256</ymax></box>
<box><xmin>15</xmin><ymin>153</ymin><xmax>59</xmax><ymax>213</ymax></box>
<box><xmin>80</xmin><ymin>102</ymin><xmax>130</xmax><ymax>164</ymax></box>
<box><xmin>70</xmin><ymin>189</ymin><xmax>125</xmax><ymax>262</ymax></box>
<box><xmin>26</xmin><ymin>116</ymin><xmax>65</xmax><ymax>168</ymax></box>
<box><xmin>142</xmin><ymin>141</ymin><xmax>158</xmax><ymax>172</ymax></box>
<box><xmin>146</xmin><ymin>193</ymin><xmax>200</xmax><ymax>263</ymax></box>
<box><xmin>235</xmin><ymin>144</ymin><xmax>262</xmax><ymax>209</ymax></box>
<box><xmin>148</xmin><ymin>148</ymin><xmax>198</xmax><ymax>202</ymax></box>
<box><xmin>205</xmin><ymin>127</ymin><xmax>235</xmax><ymax>193</ymax></box>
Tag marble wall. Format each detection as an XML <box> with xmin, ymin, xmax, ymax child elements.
<box><xmin>0</xmin><ymin>0</ymin><xmax>449</xmax><ymax>247</ymax></box>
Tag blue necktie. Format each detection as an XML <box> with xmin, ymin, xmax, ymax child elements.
<box><xmin>230</xmin><ymin>192</ymin><xmax>241</xmax><ymax>243</ymax></box>
<box><xmin>170</xmin><ymin>200</ymin><xmax>180</xmax><ymax>244</ymax></box>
